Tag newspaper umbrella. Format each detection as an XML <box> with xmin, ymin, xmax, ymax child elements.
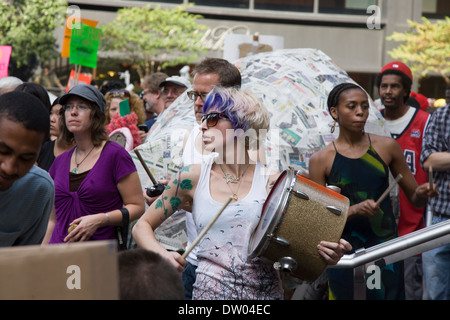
<box><xmin>236</xmin><ymin>48</ymin><xmax>388</xmax><ymax>173</ymax></box>
<box><xmin>133</xmin><ymin>48</ymin><xmax>388</xmax><ymax>185</ymax></box>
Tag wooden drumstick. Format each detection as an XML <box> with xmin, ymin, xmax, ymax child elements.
<box><xmin>375</xmin><ymin>174</ymin><xmax>403</xmax><ymax>206</ymax></box>
<box><xmin>429</xmin><ymin>166</ymin><xmax>433</xmax><ymax>189</ymax></box>
<box><xmin>182</xmin><ymin>196</ymin><xmax>233</xmax><ymax>259</ymax></box>
<box><xmin>134</xmin><ymin>148</ymin><xmax>157</xmax><ymax>185</ymax></box>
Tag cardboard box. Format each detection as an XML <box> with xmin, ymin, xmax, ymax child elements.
<box><xmin>0</xmin><ymin>240</ymin><xmax>118</xmax><ymax>300</ymax></box>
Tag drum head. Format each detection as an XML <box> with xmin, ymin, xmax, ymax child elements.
<box><xmin>248</xmin><ymin>169</ymin><xmax>294</xmax><ymax>259</ymax></box>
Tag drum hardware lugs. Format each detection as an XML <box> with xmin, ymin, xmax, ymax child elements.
<box><xmin>326</xmin><ymin>185</ymin><xmax>341</xmax><ymax>193</ymax></box>
<box><xmin>292</xmin><ymin>189</ymin><xmax>310</xmax><ymax>200</ymax></box>
<box><xmin>266</xmin><ymin>233</ymin><xmax>291</xmax><ymax>247</ymax></box>
<box><xmin>274</xmin><ymin>235</ymin><xmax>290</xmax><ymax>247</ymax></box>
<box><xmin>273</xmin><ymin>257</ymin><xmax>298</xmax><ymax>273</ymax></box>
<box><xmin>326</xmin><ymin>205</ymin><xmax>342</xmax><ymax>216</ymax></box>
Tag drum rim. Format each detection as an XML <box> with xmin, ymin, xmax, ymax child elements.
<box><xmin>248</xmin><ymin>168</ymin><xmax>295</xmax><ymax>259</ymax></box>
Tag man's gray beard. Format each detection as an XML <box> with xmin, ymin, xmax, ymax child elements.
<box><xmin>145</xmin><ymin>101</ymin><xmax>154</xmax><ymax>112</ymax></box>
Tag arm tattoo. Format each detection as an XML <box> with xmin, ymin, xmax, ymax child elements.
<box><xmin>155</xmin><ymin>165</ymin><xmax>193</xmax><ymax>216</ymax></box>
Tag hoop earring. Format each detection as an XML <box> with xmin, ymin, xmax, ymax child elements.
<box><xmin>330</xmin><ymin>121</ymin><xmax>336</xmax><ymax>134</ymax></box>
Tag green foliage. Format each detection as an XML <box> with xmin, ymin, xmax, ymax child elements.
<box><xmin>0</xmin><ymin>0</ymin><xmax>67</xmax><ymax>67</ymax></box>
<box><xmin>99</xmin><ymin>4</ymin><xmax>209</xmax><ymax>79</ymax></box>
<box><xmin>387</xmin><ymin>17</ymin><xmax>450</xmax><ymax>85</ymax></box>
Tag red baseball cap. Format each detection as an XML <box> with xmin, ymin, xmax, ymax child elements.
<box><xmin>411</xmin><ymin>91</ymin><xmax>429</xmax><ymax>110</ymax></box>
<box><xmin>380</xmin><ymin>61</ymin><xmax>413</xmax><ymax>82</ymax></box>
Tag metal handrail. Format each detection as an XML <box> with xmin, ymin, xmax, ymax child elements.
<box><xmin>331</xmin><ymin>218</ymin><xmax>450</xmax><ymax>269</ymax></box>
<box><xmin>328</xmin><ymin>218</ymin><xmax>450</xmax><ymax>300</ymax></box>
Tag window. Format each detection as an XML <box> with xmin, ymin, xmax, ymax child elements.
<box><xmin>422</xmin><ymin>0</ymin><xmax>450</xmax><ymax>19</ymax></box>
<box><xmin>190</xmin><ymin>0</ymin><xmax>249</xmax><ymax>9</ymax></box>
<box><xmin>254</xmin><ymin>0</ymin><xmax>314</xmax><ymax>12</ymax></box>
<box><xmin>140</xmin><ymin>0</ymin><xmax>182</xmax><ymax>3</ymax></box>
<box><xmin>319</xmin><ymin>0</ymin><xmax>377</xmax><ymax>15</ymax></box>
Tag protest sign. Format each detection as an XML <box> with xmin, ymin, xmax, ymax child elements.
<box><xmin>61</xmin><ymin>18</ymin><xmax>98</xmax><ymax>58</ymax></box>
<box><xmin>69</xmin><ymin>23</ymin><xmax>101</xmax><ymax>69</ymax></box>
<box><xmin>0</xmin><ymin>46</ymin><xmax>12</xmax><ymax>78</ymax></box>
<box><xmin>66</xmin><ymin>69</ymin><xmax>92</xmax><ymax>92</ymax></box>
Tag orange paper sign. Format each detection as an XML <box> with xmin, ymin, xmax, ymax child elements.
<box><xmin>61</xmin><ymin>17</ymin><xmax>98</xmax><ymax>58</ymax></box>
<box><xmin>66</xmin><ymin>69</ymin><xmax>92</xmax><ymax>92</ymax></box>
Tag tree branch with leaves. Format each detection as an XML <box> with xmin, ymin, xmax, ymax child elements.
<box><xmin>99</xmin><ymin>4</ymin><xmax>209</xmax><ymax>81</ymax></box>
<box><xmin>0</xmin><ymin>0</ymin><xmax>67</xmax><ymax>79</ymax></box>
<box><xmin>387</xmin><ymin>17</ymin><xmax>450</xmax><ymax>85</ymax></box>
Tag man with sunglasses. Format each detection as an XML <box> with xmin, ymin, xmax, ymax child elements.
<box><xmin>184</xmin><ymin>58</ymin><xmax>242</xmax><ymax>164</ymax></box>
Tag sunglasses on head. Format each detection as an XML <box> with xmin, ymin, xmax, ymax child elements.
<box><xmin>201</xmin><ymin>112</ymin><xmax>229</xmax><ymax>128</ymax></box>
<box><xmin>109</xmin><ymin>89</ymin><xmax>130</xmax><ymax>98</ymax></box>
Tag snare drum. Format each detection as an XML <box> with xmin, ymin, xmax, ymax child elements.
<box><xmin>248</xmin><ymin>168</ymin><xmax>349</xmax><ymax>282</ymax></box>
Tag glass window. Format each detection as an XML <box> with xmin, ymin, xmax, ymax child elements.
<box><xmin>140</xmin><ymin>0</ymin><xmax>182</xmax><ymax>3</ymax></box>
<box><xmin>254</xmin><ymin>0</ymin><xmax>314</xmax><ymax>12</ymax></box>
<box><xmin>319</xmin><ymin>0</ymin><xmax>377</xmax><ymax>15</ymax></box>
<box><xmin>191</xmin><ymin>0</ymin><xmax>249</xmax><ymax>9</ymax></box>
<box><xmin>422</xmin><ymin>0</ymin><xmax>450</xmax><ymax>19</ymax></box>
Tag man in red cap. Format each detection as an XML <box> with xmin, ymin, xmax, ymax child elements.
<box><xmin>376</xmin><ymin>61</ymin><xmax>431</xmax><ymax>300</ymax></box>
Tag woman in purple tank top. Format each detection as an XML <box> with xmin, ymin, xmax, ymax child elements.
<box><xmin>42</xmin><ymin>84</ymin><xmax>144</xmax><ymax>245</ymax></box>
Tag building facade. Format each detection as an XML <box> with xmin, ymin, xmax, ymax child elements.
<box><xmin>63</xmin><ymin>0</ymin><xmax>449</xmax><ymax>98</ymax></box>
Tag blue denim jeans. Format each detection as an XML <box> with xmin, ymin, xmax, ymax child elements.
<box><xmin>182</xmin><ymin>262</ymin><xmax>197</xmax><ymax>300</ymax></box>
<box><xmin>422</xmin><ymin>215</ymin><xmax>450</xmax><ymax>300</ymax></box>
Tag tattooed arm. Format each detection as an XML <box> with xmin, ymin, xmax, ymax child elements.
<box><xmin>132</xmin><ymin>164</ymin><xmax>200</xmax><ymax>272</ymax></box>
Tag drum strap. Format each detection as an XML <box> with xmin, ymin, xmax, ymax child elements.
<box><xmin>116</xmin><ymin>208</ymin><xmax>130</xmax><ymax>251</ymax></box>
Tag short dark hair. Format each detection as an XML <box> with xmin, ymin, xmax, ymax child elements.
<box><xmin>375</xmin><ymin>70</ymin><xmax>412</xmax><ymax>103</ymax></box>
<box><xmin>14</xmin><ymin>82</ymin><xmax>52</xmax><ymax>112</ymax></box>
<box><xmin>192</xmin><ymin>58</ymin><xmax>242</xmax><ymax>88</ymax></box>
<box><xmin>118</xmin><ymin>248</ymin><xmax>184</xmax><ymax>300</ymax></box>
<box><xmin>0</xmin><ymin>91</ymin><xmax>50</xmax><ymax>141</ymax></box>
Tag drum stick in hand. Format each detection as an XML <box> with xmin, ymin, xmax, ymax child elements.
<box><xmin>429</xmin><ymin>166</ymin><xmax>433</xmax><ymax>190</ymax></box>
<box><xmin>134</xmin><ymin>148</ymin><xmax>157</xmax><ymax>185</ymax></box>
<box><xmin>182</xmin><ymin>196</ymin><xmax>233</xmax><ymax>259</ymax></box>
<box><xmin>375</xmin><ymin>174</ymin><xmax>403</xmax><ymax>206</ymax></box>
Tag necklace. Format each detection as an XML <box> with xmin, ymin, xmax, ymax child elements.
<box><xmin>71</xmin><ymin>146</ymin><xmax>95</xmax><ymax>174</ymax></box>
<box><xmin>219</xmin><ymin>164</ymin><xmax>250</xmax><ymax>200</ymax></box>
<box><xmin>220</xmin><ymin>164</ymin><xmax>250</xmax><ymax>184</ymax></box>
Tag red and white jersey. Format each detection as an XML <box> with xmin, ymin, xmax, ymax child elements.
<box><xmin>383</xmin><ymin>107</ymin><xmax>430</xmax><ymax>236</ymax></box>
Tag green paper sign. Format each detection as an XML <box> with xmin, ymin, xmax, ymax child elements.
<box><xmin>119</xmin><ymin>99</ymin><xmax>130</xmax><ymax>117</ymax></box>
<box><xmin>69</xmin><ymin>23</ymin><xmax>101</xmax><ymax>68</ymax></box>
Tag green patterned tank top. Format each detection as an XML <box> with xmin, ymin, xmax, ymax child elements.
<box><xmin>327</xmin><ymin>136</ymin><xmax>398</xmax><ymax>249</ymax></box>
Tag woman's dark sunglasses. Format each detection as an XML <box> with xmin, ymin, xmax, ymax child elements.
<box><xmin>201</xmin><ymin>112</ymin><xmax>229</xmax><ymax>128</ymax></box>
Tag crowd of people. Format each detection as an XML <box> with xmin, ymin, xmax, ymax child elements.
<box><xmin>0</xmin><ymin>57</ymin><xmax>448</xmax><ymax>300</ymax></box>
